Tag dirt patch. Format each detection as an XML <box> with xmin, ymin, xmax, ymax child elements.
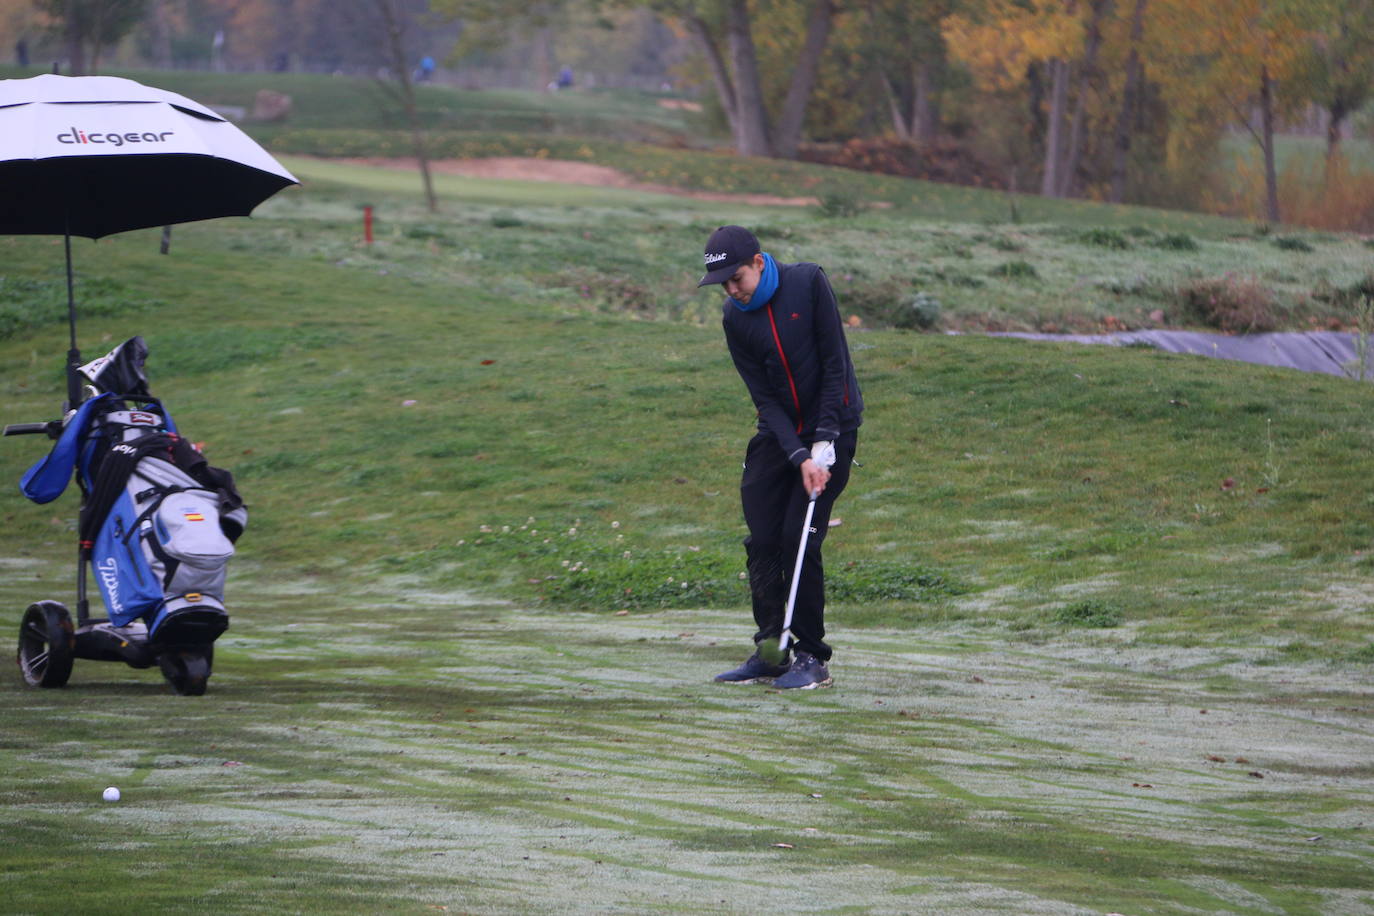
<box><xmin>656</xmin><ymin>98</ymin><xmax>703</xmax><ymax>112</ymax></box>
<box><xmin>327</xmin><ymin>155</ymin><xmax>821</xmax><ymax>207</ymax></box>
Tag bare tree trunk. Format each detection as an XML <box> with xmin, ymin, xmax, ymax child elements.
<box><xmin>1325</xmin><ymin>98</ymin><xmax>1348</xmax><ymax>186</ymax></box>
<box><xmin>1260</xmin><ymin>64</ymin><xmax>1280</xmax><ymax>223</ymax></box>
<box><xmin>686</xmin><ymin>15</ymin><xmax>738</xmax><ymax>137</ymax></box>
<box><xmin>725</xmin><ymin>0</ymin><xmax>771</xmax><ymax>157</ymax></box>
<box><xmin>375</xmin><ymin>0</ymin><xmax>437</xmax><ymax>212</ymax></box>
<box><xmin>65</xmin><ymin>14</ymin><xmax>86</xmax><ymax>75</ymax></box>
<box><xmin>1110</xmin><ymin>0</ymin><xmax>1147</xmax><ymax>202</ymax></box>
<box><xmin>913</xmin><ymin>61</ymin><xmax>939</xmax><ymax>143</ymax></box>
<box><xmin>1041</xmin><ymin>58</ymin><xmax>1069</xmax><ymax>197</ymax></box>
<box><xmin>772</xmin><ymin>0</ymin><xmax>835</xmax><ymax>160</ymax></box>
<box><xmin>1059</xmin><ymin>0</ymin><xmax>1110</xmax><ymax>197</ymax></box>
<box><xmin>882</xmin><ymin>73</ymin><xmax>913</xmax><ymax>140</ymax></box>
<box><xmin>533</xmin><ymin>26</ymin><xmax>552</xmax><ymax>91</ymax></box>
<box><xmin>149</xmin><ymin>0</ymin><xmax>174</xmax><ymax>68</ymax></box>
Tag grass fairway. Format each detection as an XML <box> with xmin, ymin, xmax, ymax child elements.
<box><xmin>2</xmin><ymin>155</ymin><xmax>1373</xmax><ymax>913</ymax></box>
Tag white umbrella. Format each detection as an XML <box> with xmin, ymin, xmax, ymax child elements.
<box><xmin>0</xmin><ymin>73</ymin><xmax>299</xmax><ymax>403</ymax></box>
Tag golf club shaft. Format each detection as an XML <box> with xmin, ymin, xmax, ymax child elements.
<box><xmin>778</xmin><ymin>493</ymin><xmax>819</xmax><ymax>655</ymax></box>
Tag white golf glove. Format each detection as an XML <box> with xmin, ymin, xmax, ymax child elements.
<box><xmin>810</xmin><ymin>440</ymin><xmax>835</xmax><ymax>471</ymax></box>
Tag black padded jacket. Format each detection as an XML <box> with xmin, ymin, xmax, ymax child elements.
<box><xmin>722</xmin><ymin>261</ymin><xmax>864</xmax><ymax>466</ymax></box>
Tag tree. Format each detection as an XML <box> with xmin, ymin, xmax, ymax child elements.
<box><xmin>366</xmin><ymin>0</ymin><xmax>438</xmax><ymax>211</ymax></box>
<box><xmin>1292</xmin><ymin>0</ymin><xmax>1374</xmax><ymax>170</ymax></box>
<box><xmin>1148</xmin><ymin>0</ymin><xmax>1311</xmax><ymax>223</ymax></box>
<box><xmin>859</xmin><ymin>0</ymin><xmax>953</xmax><ymax>143</ymax></box>
<box><xmin>944</xmin><ymin>0</ymin><xmax>1088</xmax><ymax>196</ymax></box>
<box><xmin>433</xmin><ymin>0</ymin><xmax>578</xmax><ymax>90</ymax></box>
<box><xmin>663</xmin><ymin>0</ymin><xmax>839</xmax><ymax>159</ymax></box>
<box><xmin>1107</xmin><ymin>0</ymin><xmax>1145</xmax><ymax>202</ymax></box>
<box><xmin>35</xmin><ymin>0</ymin><xmax>148</xmax><ymax>74</ymax></box>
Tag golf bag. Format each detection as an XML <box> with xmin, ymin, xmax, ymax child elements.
<box><xmin>19</xmin><ymin>337</ymin><xmax>245</xmax><ymax>647</ymax></box>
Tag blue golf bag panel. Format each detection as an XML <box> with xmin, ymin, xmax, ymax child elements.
<box><xmin>91</xmin><ymin>487</ymin><xmax>165</xmax><ymax>627</ymax></box>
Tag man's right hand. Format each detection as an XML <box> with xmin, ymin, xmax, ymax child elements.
<box><xmin>800</xmin><ymin>458</ymin><xmax>829</xmax><ymax>498</ymax></box>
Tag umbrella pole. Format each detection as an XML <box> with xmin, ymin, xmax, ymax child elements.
<box><xmin>63</xmin><ymin>230</ymin><xmax>82</xmax><ymax>411</ymax></box>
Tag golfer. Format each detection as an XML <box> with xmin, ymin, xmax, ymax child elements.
<box><xmin>700</xmin><ymin>225</ymin><xmax>863</xmax><ymax>689</ymax></box>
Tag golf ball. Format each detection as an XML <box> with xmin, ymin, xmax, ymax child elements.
<box><xmin>102</xmin><ymin>786</ymin><xmax>120</xmax><ymax>802</ymax></box>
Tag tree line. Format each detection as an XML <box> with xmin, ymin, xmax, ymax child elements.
<box><xmin>7</xmin><ymin>0</ymin><xmax>1373</xmax><ymax>220</ymax></box>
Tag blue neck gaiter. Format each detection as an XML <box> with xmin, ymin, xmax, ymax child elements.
<box><xmin>729</xmin><ymin>252</ymin><xmax>778</xmax><ymax>312</ymax></box>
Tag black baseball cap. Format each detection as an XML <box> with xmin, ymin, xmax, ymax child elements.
<box><xmin>697</xmin><ymin>225</ymin><xmax>760</xmax><ymax>287</ymax></box>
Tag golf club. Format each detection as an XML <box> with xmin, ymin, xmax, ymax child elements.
<box><xmin>757</xmin><ymin>488</ymin><xmax>819</xmax><ymax>666</ymax></box>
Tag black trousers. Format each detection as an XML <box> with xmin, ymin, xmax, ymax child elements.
<box><xmin>740</xmin><ymin>429</ymin><xmax>857</xmax><ymax>662</ymax></box>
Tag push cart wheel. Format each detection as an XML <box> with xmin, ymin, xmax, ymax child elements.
<box><xmin>17</xmin><ymin>601</ymin><xmax>75</xmax><ymax>688</ymax></box>
<box><xmin>158</xmin><ymin>646</ymin><xmax>213</xmax><ymax>696</ymax></box>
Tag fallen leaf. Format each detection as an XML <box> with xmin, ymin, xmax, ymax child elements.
<box><xmin>771</xmin><ymin>843</ymin><xmax>795</xmax><ymax>849</ymax></box>
<box><xmin>1248</xmin><ymin>771</ymin><xmax>1264</xmax><ymax>779</ymax></box>
<box><xmin>1206</xmin><ymin>755</ymin><xmax>1225</xmax><ymax>762</ymax></box>
<box><xmin>614</xmin><ymin>610</ymin><xmax>629</xmax><ymax>617</ymax></box>
<box><xmin>480</xmin><ymin>359</ymin><xmax>495</xmax><ymax>365</ymax></box>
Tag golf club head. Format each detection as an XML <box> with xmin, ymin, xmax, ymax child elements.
<box><xmin>757</xmin><ymin>633</ymin><xmax>789</xmax><ymax>666</ymax></box>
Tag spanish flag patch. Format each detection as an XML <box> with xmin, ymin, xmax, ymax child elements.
<box><xmin>184</xmin><ymin>512</ymin><xmax>206</xmax><ymax>522</ymax></box>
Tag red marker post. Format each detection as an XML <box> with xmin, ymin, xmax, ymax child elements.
<box><xmin>363</xmin><ymin>205</ymin><xmax>374</xmax><ymax>244</ymax></box>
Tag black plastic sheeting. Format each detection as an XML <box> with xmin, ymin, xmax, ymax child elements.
<box><xmin>991</xmin><ymin>330</ymin><xmax>1374</xmax><ymax>380</ymax></box>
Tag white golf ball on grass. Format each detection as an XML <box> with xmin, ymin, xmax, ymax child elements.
<box><xmin>102</xmin><ymin>786</ymin><xmax>121</xmax><ymax>802</ymax></box>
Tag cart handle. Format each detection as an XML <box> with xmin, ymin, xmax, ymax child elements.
<box><xmin>2</xmin><ymin>422</ymin><xmax>61</xmax><ymax>439</ymax></box>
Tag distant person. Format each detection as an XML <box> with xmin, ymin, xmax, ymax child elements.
<box><xmin>698</xmin><ymin>226</ymin><xmax>864</xmax><ymax>689</ymax></box>
<box><xmin>16</xmin><ymin>38</ymin><xmax>29</xmax><ymax>68</ymax></box>
<box><xmin>416</xmin><ymin>56</ymin><xmax>435</xmax><ymax>82</ymax></box>
<box><xmin>556</xmin><ymin>66</ymin><xmax>573</xmax><ymax>90</ymax></box>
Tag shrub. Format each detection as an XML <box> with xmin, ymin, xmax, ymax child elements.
<box><xmin>992</xmin><ymin>260</ymin><xmax>1038</xmax><ymax>279</ymax></box>
<box><xmin>1077</xmin><ymin>228</ymin><xmax>1131</xmax><ymax>249</ymax></box>
<box><xmin>893</xmin><ymin>292</ymin><xmax>943</xmax><ymax>330</ymax></box>
<box><xmin>1053</xmin><ymin>599</ymin><xmax>1122</xmax><ymax>628</ymax></box>
<box><xmin>1154</xmin><ymin>233</ymin><xmax>1199</xmax><ymax>252</ymax></box>
<box><xmin>404</xmin><ymin>225</ymin><xmax>453</xmax><ymax>244</ymax></box>
<box><xmin>1273</xmin><ymin>236</ymin><xmax>1314</xmax><ymax>252</ymax></box>
<box><xmin>1313</xmin><ymin>273</ymin><xmax>1374</xmax><ymax>311</ymax></box>
<box><xmin>838</xmin><ymin>277</ymin><xmax>930</xmax><ymax>328</ymax></box>
<box><xmin>1175</xmin><ymin>275</ymin><xmax>1278</xmax><ymax>332</ymax></box>
<box><xmin>814</xmin><ymin>190</ymin><xmax>863</xmax><ymax>218</ymax></box>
